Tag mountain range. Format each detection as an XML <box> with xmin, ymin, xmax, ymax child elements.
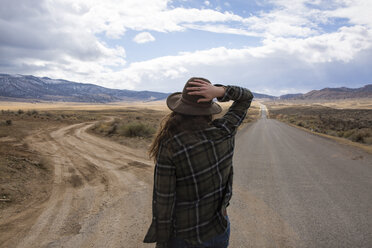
<box><xmin>0</xmin><ymin>74</ymin><xmax>169</xmax><ymax>102</ymax></box>
<box><xmin>281</xmin><ymin>84</ymin><xmax>372</xmax><ymax>100</ymax></box>
<box><xmin>0</xmin><ymin>74</ymin><xmax>371</xmax><ymax>102</ymax></box>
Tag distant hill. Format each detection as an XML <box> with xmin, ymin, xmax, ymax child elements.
<box><xmin>301</xmin><ymin>85</ymin><xmax>372</xmax><ymax>99</ymax></box>
<box><xmin>249</xmin><ymin>84</ymin><xmax>372</xmax><ymax>100</ymax></box>
<box><xmin>1</xmin><ymin>74</ymin><xmax>369</xmax><ymax>102</ymax></box>
<box><xmin>279</xmin><ymin>84</ymin><xmax>372</xmax><ymax>100</ymax></box>
<box><xmin>279</xmin><ymin>93</ymin><xmax>303</xmax><ymax>100</ymax></box>
<box><xmin>0</xmin><ymin>74</ymin><xmax>169</xmax><ymax>102</ymax></box>
<box><xmin>252</xmin><ymin>92</ymin><xmax>276</xmax><ymax>99</ymax></box>
<box><xmin>0</xmin><ymin>73</ymin><xmax>278</xmax><ymax>102</ymax></box>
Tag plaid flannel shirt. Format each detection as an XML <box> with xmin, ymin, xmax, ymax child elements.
<box><xmin>144</xmin><ymin>85</ymin><xmax>253</xmax><ymax>247</ymax></box>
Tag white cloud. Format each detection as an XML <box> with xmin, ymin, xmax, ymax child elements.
<box><xmin>113</xmin><ymin>24</ymin><xmax>372</xmax><ymax>93</ymax></box>
<box><xmin>66</xmin><ymin>0</ymin><xmax>244</xmax><ymax>37</ymax></box>
<box><xmin>325</xmin><ymin>0</ymin><xmax>372</xmax><ymax>28</ymax></box>
<box><xmin>204</xmin><ymin>1</ymin><xmax>210</xmax><ymax>6</ymax></box>
<box><xmin>0</xmin><ymin>0</ymin><xmax>127</xmax><ymax>83</ymax></box>
<box><xmin>242</xmin><ymin>2</ymin><xmax>322</xmax><ymax>38</ymax></box>
<box><xmin>133</xmin><ymin>32</ymin><xmax>156</xmax><ymax>44</ymax></box>
<box><xmin>1</xmin><ymin>0</ymin><xmax>372</xmax><ymax>94</ymax></box>
<box><xmin>262</xmin><ymin>25</ymin><xmax>372</xmax><ymax>63</ymax></box>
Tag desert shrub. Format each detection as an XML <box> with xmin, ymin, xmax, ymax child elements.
<box><xmin>5</xmin><ymin>120</ymin><xmax>12</xmax><ymax>125</ymax></box>
<box><xmin>342</xmin><ymin>130</ymin><xmax>354</xmax><ymax>138</ymax></box>
<box><xmin>107</xmin><ymin>123</ymin><xmax>117</xmax><ymax>135</ymax></box>
<box><xmin>350</xmin><ymin>131</ymin><xmax>364</xmax><ymax>143</ymax></box>
<box><xmin>92</xmin><ymin>120</ymin><xmax>117</xmax><ymax>136</ymax></box>
<box><xmin>348</xmin><ymin>128</ymin><xmax>371</xmax><ymax>144</ymax></box>
<box><xmin>117</xmin><ymin>122</ymin><xmax>155</xmax><ymax>138</ymax></box>
<box><xmin>336</xmin><ymin>131</ymin><xmax>344</xmax><ymax>137</ymax></box>
<box><xmin>296</xmin><ymin>121</ymin><xmax>304</xmax><ymax>127</ymax></box>
<box><xmin>24</xmin><ymin>110</ymin><xmax>39</xmax><ymax>116</ymax></box>
<box><xmin>18</xmin><ymin>109</ymin><xmax>24</xmax><ymax>114</ymax></box>
<box><xmin>5</xmin><ymin>111</ymin><xmax>11</xmax><ymax>115</ymax></box>
<box><xmin>288</xmin><ymin>117</ymin><xmax>296</xmax><ymax>124</ymax></box>
<box><xmin>94</xmin><ymin>122</ymin><xmax>108</xmax><ymax>133</ymax></box>
<box><xmin>326</xmin><ymin>130</ymin><xmax>338</xmax><ymax>137</ymax></box>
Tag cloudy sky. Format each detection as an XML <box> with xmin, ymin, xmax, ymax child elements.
<box><xmin>1</xmin><ymin>0</ymin><xmax>372</xmax><ymax>95</ymax></box>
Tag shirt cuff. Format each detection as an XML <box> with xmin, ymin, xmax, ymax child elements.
<box><xmin>214</xmin><ymin>84</ymin><xmax>230</xmax><ymax>102</ymax></box>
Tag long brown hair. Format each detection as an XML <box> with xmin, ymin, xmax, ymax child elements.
<box><xmin>149</xmin><ymin>112</ymin><xmax>212</xmax><ymax>160</ymax></box>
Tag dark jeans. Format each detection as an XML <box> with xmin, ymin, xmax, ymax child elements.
<box><xmin>169</xmin><ymin>216</ymin><xmax>230</xmax><ymax>248</ymax></box>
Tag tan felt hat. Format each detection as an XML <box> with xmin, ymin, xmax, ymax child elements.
<box><xmin>166</xmin><ymin>77</ymin><xmax>222</xmax><ymax>116</ymax></box>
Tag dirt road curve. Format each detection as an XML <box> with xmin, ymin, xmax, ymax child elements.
<box><xmin>3</xmin><ymin>105</ymin><xmax>372</xmax><ymax>248</ymax></box>
<box><xmin>4</xmin><ymin>122</ymin><xmax>154</xmax><ymax>248</ymax></box>
<box><xmin>230</xmin><ymin>104</ymin><xmax>372</xmax><ymax>247</ymax></box>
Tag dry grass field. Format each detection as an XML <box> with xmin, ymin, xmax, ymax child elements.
<box><xmin>88</xmin><ymin>100</ymin><xmax>261</xmax><ymax>148</ymax></box>
<box><xmin>0</xmin><ymin>100</ymin><xmax>169</xmax><ymax>111</ymax></box>
<box><xmin>265</xmin><ymin>99</ymin><xmax>372</xmax><ymax>149</ymax></box>
<box><xmin>266</xmin><ymin>98</ymin><xmax>372</xmax><ymax>109</ymax></box>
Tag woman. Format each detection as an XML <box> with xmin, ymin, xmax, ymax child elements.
<box><xmin>144</xmin><ymin>77</ymin><xmax>253</xmax><ymax>247</ymax></box>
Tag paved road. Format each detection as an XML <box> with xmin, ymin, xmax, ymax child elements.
<box><xmin>229</xmin><ymin>104</ymin><xmax>372</xmax><ymax>247</ymax></box>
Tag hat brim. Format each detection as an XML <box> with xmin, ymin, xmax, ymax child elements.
<box><xmin>166</xmin><ymin>92</ymin><xmax>222</xmax><ymax>115</ymax></box>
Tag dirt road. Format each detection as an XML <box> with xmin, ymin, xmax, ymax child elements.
<box><xmin>3</xmin><ymin>122</ymin><xmax>155</xmax><ymax>248</ymax></box>
<box><xmin>2</xmin><ymin>105</ymin><xmax>372</xmax><ymax>248</ymax></box>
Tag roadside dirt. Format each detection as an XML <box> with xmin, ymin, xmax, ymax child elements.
<box><xmin>1</xmin><ymin>122</ymin><xmax>154</xmax><ymax>248</ymax></box>
<box><xmin>0</xmin><ymin>136</ymin><xmax>54</xmax><ymax>248</ymax></box>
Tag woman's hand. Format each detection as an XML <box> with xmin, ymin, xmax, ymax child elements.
<box><xmin>186</xmin><ymin>79</ymin><xmax>225</xmax><ymax>103</ymax></box>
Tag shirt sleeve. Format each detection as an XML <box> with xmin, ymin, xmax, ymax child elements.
<box><xmin>212</xmin><ymin>85</ymin><xmax>254</xmax><ymax>135</ymax></box>
<box><xmin>146</xmin><ymin>142</ymin><xmax>176</xmax><ymax>246</ymax></box>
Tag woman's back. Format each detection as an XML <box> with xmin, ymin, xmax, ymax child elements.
<box><xmin>144</xmin><ymin>78</ymin><xmax>254</xmax><ymax>247</ymax></box>
<box><xmin>166</xmin><ymin>126</ymin><xmax>234</xmax><ymax>242</ymax></box>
